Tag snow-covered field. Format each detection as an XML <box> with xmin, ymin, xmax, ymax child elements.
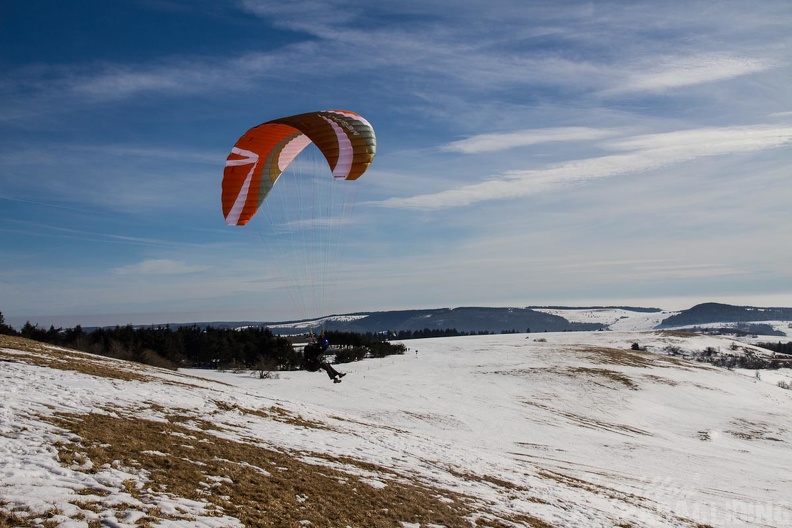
<box><xmin>2</xmin><ymin>330</ymin><xmax>792</xmax><ymax>527</ymax></box>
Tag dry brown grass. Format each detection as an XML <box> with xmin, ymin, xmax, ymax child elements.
<box><xmin>522</xmin><ymin>401</ymin><xmax>651</xmax><ymax>438</ymax></box>
<box><xmin>727</xmin><ymin>419</ymin><xmax>785</xmax><ymax>442</ymax></box>
<box><xmin>492</xmin><ymin>364</ymin><xmax>640</xmax><ymax>390</ymax></box>
<box><xmin>537</xmin><ymin>470</ymin><xmax>714</xmax><ymax>528</ymax></box>
<box><xmin>0</xmin><ymin>334</ymin><xmax>227</xmax><ymax>390</ymax></box>
<box><xmin>641</xmin><ymin>374</ymin><xmax>679</xmax><ymax>386</ymax></box>
<box><xmin>213</xmin><ymin>400</ymin><xmax>335</xmax><ymax>431</ymax></box>
<box><xmin>572</xmin><ymin>344</ymin><xmax>711</xmax><ymax>372</ymax></box>
<box><xmin>0</xmin><ymin>508</ymin><xmax>34</xmax><ymax>528</ymax></box>
<box><xmin>655</xmin><ymin>331</ymin><xmax>699</xmax><ymax>338</ymax></box>
<box><xmin>567</xmin><ymin>366</ymin><xmax>639</xmax><ymax>390</ymax></box>
<box><xmin>1</xmin><ymin>334</ymin><xmax>160</xmax><ymax>383</ymax></box>
<box><xmin>45</xmin><ymin>410</ymin><xmax>551</xmax><ymax>527</ymax></box>
<box><xmin>573</xmin><ymin>345</ymin><xmax>663</xmax><ymax>368</ymax></box>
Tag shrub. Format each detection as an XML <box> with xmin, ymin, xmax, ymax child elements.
<box><xmin>664</xmin><ymin>345</ymin><xmax>682</xmax><ymax>356</ymax></box>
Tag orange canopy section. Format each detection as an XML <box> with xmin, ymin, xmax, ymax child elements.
<box><xmin>222</xmin><ymin>110</ymin><xmax>376</xmax><ymax>226</ymax></box>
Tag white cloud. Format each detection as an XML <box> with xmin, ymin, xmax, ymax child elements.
<box><xmin>377</xmin><ymin>124</ymin><xmax>792</xmax><ymax>210</ymax></box>
<box><xmin>113</xmin><ymin>259</ymin><xmax>210</xmax><ymax>275</ymax></box>
<box><xmin>239</xmin><ymin>0</ymin><xmax>358</xmax><ymax>28</ymax></box>
<box><xmin>605</xmin><ymin>125</ymin><xmax>792</xmax><ymax>154</ymax></box>
<box><xmin>3</xmin><ymin>4</ymin><xmax>780</xmax><ymax>116</ymax></box>
<box><xmin>608</xmin><ymin>53</ymin><xmax>776</xmax><ymax>94</ymax></box>
<box><xmin>441</xmin><ymin>127</ymin><xmax>618</xmax><ymax>154</ymax></box>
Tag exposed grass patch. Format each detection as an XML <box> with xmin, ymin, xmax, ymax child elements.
<box><xmin>492</xmin><ymin>364</ymin><xmax>639</xmax><ymax>390</ymax></box>
<box><xmin>567</xmin><ymin>366</ymin><xmax>639</xmax><ymax>390</ymax></box>
<box><xmin>1</xmin><ymin>334</ymin><xmax>162</xmax><ymax>383</ymax></box>
<box><xmin>641</xmin><ymin>374</ymin><xmax>678</xmax><ymax>386</ymax></box>
<box><xmin>445</xmin><ymin>468</ymin><xmax>546</xmax><ymax>501</ymax></box>
<box><xmin>571</xmin><ymin>344</ymin><xmax>709</xmax><ymax>371</ymax></box>
<box><xmin>537</xmin><ymin>470</ymin><xmax>714</xmax><ymax>528</ymax></box>
<box><xmin>212</xmin><ymin>400</ymin><xmax>334</xmax><ymax>431</ymax></box>
<box><xmin>0</xmin><ymin>335</ymin><xmax>226</xmax><ymax>390</ymax></box>
<box><xmin>574</xmin><ymin>346</ymin><xmax>660</xmax><ymax>368</ymax></box>
<box><xmin>44</xmin><ymin>410</ymin><xmax>551</xmax><ymax>527</ymax></box>
<box><xmin>0</xmin><ymin>507</ymin><xmax>35</xmax><ymax>528</ymax></box>
<box><xmin>727</xmin><ymin>419</ymin><xmax>785</xmax><ymax>442</ymax></box>
<box><xmin>522</xmin><ymin>401</ymin><xmax>651</xmax><ymax>438</ymax></box>
<box><xmin>655</xmin><ymin>331</ymin><xmax>699</xmax><ymax>338</ymax></box>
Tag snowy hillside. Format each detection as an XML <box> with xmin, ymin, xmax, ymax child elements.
<box><xmin>2</xmin><ymin>331</ymin><xmax>792</xmax><ymax>527</ymax></box>
<box><xmin>259</xmin><ymin>304</ymin><xmax>792</xmax><ymax>337</ymax></box>
<box><xmin>532</xmin><ymin>306</ymin><xmax>792</xmax><ymax>337</ymax></box>
<box><xmin>530</xmin><ymin>307</ymin><xmax>678</xmax><ymax>332</ymax></box>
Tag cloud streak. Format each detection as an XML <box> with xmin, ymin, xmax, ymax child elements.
<box><xmin>4</xmin><ymin>2</ymin><xmax>782</xmax><ymax>118</ymax></box>
<box><xmin>607</xmin><ymin>53</ymin><xmax>777</xmax><ymax>95</ymax></box>
<box><xmin>441</xmin><ymin>127</ymin><xmax>618</xmax><ymax>154</ymax></box>
<box><xmin>112</xmin><ymin>259</ymin><xmax>211</xmax><ymax>276</ymax></box>
<box><xmin>377</xmin><ymin>125</ymin><xmax>792</xmax><ymax>210</ymax></box>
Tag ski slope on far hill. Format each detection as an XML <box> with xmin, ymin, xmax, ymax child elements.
<box><xmin>2</xmin><ymin>331</ymin><xmax>792</xmax><ymax>527</ymax></box>
<box><xmin>531</xmin><ymin>308</ymin><xmax>679</xmax><ymax>331</ymax></box>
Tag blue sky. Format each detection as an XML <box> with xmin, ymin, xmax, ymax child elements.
<box><xmin>2</xmin><ymin>0</ymin><xmax>791</xmax><ymax>328</ymax></box>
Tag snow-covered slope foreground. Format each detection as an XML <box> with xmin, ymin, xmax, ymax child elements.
<box><xmin>2</xmin><ymin>332</ymin><xmax>792</xmax><ymax>527</ymax></box>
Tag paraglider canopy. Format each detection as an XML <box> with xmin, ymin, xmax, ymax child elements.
<box><xmin>222</xmin><ymin>110</ymin><xmax>376</xmax><ymax>226</ymax></box>
<box><xmin>221</xmin><ymin>110</ymin><xmax>376</xmax><ymax>325</ymax></box>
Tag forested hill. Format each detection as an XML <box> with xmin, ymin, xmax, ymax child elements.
<box><xmin>660</xmin><ymin>302</ymin><xmax>792</xmax><ymax>327</ymax></box>
<box><xmin>60</xmin><ymin>303</ymin><xmax>792</xmax><ymax>336</ymax></box>
<box><xmin>273</xmin><ymin>307</ymin><xmax>606</xmax><ymax>334</ymax></box>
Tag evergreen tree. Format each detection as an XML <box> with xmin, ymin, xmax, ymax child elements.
<box><xmin>0</xmin><ymin>311</ymin><xmax>17</xmax><ymax>335</ymax></box>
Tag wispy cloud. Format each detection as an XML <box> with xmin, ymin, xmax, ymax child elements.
<box><xmin>0</xmin><ymin>140</ymin><xmax>221</xmax><ymax>215</ymax></box>
<box><xmin>2</xmin><ymin>220</ymin><xmax>183</xmax><ymax>248</ymax></box>
<box><xmin>0</xmin><ymin>143</ymin><xmax>221</xmax><ymax>166</ymax></box>
<box><xmin>239</xmin><ymin>0</ymin><xmax>358</xmax><ymax>28</ymax></box>
<box><xmin>608</xmin><ymin>53</ymin><xmax>777</xmax><ymax>95</ymax></box>
<box><xmin>377</xmin><ymin>124</ymin><xmax>792</xmax><ymax>210</ymax></box>
<box><xmin>112</xmin><ymin>259</ymin><xmax>210</xmax><ymax>275</ymax></box>
<box><xmin>0</xmin><ymin>51</ymin><xmax>299</xmax><ymax>117</ymax></box>
<box><xmin>1</xmin><ymin>2</ymin><xmax>782</xmax><ymax>120</ymax></box>
<box><xmin>605</xmin><ymin>125</ymin><xmax>792</xmax><ymax>154</ymax></box>
<box><xmin>441</xmin><ymin>127</ymin><xmax>618</xmax><ymax>154</ymax></box>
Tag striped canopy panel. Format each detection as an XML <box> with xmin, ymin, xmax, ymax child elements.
<box><xmin>222</xmin><ymin>110</ymin><xmax>376</xmax><ymax>226</ymax></box>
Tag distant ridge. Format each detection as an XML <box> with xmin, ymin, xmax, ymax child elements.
<box><xmin>660</xmin><ymin>302</ymin><xmax>792</xmax><ymax>327</ymax></box>
<box><xmin>527</xmin><ymin>305</ymin><xmax>662</xmax><ymax>313</ymax></box>
<box><xmin>276</xmin><ymin>307</ymin><xmax>605</xmax><ymax>335</ymax></box>
<box><xmin>94</xmin><ymin>302</ymin><xmax>792</xmax><ymax>336</ymax></box>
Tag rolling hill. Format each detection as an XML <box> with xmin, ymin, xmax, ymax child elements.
<box><xmin>171</xmin><ymin>303</ymin><xmax>792</xmax><ymax>338</ymax></box>
<box><xmin>2</xmin><ymin>329</ymin><xmax>792</xmax><ymax>527</ymax></box>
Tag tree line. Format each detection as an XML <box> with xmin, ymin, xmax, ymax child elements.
<box><xmin>0</xmin><ymin>311</ymin><xmax>18</xmax><ymax>336</ymax></box>
<box><xmin>390</xmin><ymin>328</ymin><xmax>524</xmax><ymax>339</ymax></box>
<box><xmin>0</xmin><ymin>311</ymin><xmax>405</xmax><ymax>371</ymax></box>
<box><xmin>757</xmin><ymin>341</ymin><xmax>792</xmax><ymax>355</ymax></box>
